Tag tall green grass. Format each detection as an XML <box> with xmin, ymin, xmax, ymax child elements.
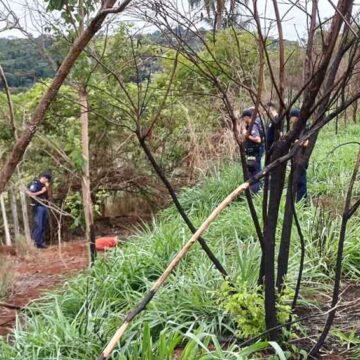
<box><xmin>1</xmin><ymin>121</ymin><xmax>360</xmax><ymax>359</ymax></box>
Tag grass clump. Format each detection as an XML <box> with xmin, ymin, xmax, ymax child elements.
<box><xmin>0</xmin><ymin>256</ymin><xmax>13</xmax><ymax>300</ymax></box>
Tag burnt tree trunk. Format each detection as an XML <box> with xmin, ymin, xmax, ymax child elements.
<box><xmin>262</xmin><ymin>155</ymin><xmax>287</xmax><ymax>339</ymax></box>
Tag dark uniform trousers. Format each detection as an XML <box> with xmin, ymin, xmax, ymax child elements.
<box><xmin>29</xmin><ymin>180</ymin><xmax>48</xmax><ymax>247</ymax></box>
<box><xmin>32</xmin><ymin>205</ymin><xmax>48</xmax><ymax>247</ymax></box>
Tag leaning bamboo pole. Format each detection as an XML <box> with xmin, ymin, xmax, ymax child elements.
<box><xmin>97</xmin><ymin>181</ymin><xmax>250</xmax><ymax>360</ymax></box>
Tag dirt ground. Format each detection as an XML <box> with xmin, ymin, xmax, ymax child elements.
<box><xmin>0</xmin><ymin>240</ymin><xmax>89</xmax><ymax>337</ymax></box>
<box><xmin>0</xmin><ymin>215</ymin><xmax>144</xmax><ymax>338</ymax></box>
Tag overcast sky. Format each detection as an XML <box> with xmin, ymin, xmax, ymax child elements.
<box><xmin>0</xmin><ymin>0</ymin><xmax>339</xmax><ymax>41</ymax></box>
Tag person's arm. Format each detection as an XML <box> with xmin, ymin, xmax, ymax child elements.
<box><xmin>27</xmin><ymin>182</ymin><xmax>48</xmax><ymax>197</ymax></box>
<box><xmin>247</xmin><ymin>134</ymin><xmax>261</xmax><ymax>143</ymax></box>
<box><xmin>27</xmin><ymin>187</ymin><xmax>47</xmax><ymax>196</ymax></box>
<box><xmin>246</xmin><ymin>124</ymin><xmax>262</xmax><ymax>144</ymax></box>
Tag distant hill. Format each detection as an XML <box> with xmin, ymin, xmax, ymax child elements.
<box><xmin>0</xmin><ymin>37</ymin><xmax>56</xmax><ymax>90</ymax></box>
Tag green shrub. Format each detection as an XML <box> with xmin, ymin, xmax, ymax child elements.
<box><xmin>219</xmin><ymin>281</ymin><xmax>294</xmax><ymax>339</ymax></box>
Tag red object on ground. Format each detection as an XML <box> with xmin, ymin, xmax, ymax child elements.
<box><xmin>95</xmin><ymin>236</ymin><xmax>118</xmax><ymax>251</ymax></box>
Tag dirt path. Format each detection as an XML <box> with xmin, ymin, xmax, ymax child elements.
<box><xmin>0</xmin><ymin>240</ymin><xmax>88</xmax><ymax>337</ymax></box>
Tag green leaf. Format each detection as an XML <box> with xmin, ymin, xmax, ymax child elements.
<box><xmin>268</xmin><ymin>341</ymin><xmax>287</xmax><ymax>360</ymax></box>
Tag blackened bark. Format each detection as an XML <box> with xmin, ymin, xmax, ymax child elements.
<box><xmin>276</xmin><ymin>163</ymin><xmax>295</xmax><ymax>291</ymax></box>
<box><xmin>139</xmin><ymin>137</ymin><xmax>228</xmax><ymax>277</ymax></box>
<box><xmin>291</xmin><ymin>180</ymin><xmax>306</xmax><ymax>311</ymax></box>
<box><xmin>263</xmin><ymin>158</ymin><xmax>287</xmax><ymax>340</ymax></box>
<box><xmin>90</xmin><ymin>224</ymin><xmax>97</xmax><ymax>265</ymax></box>
<box><xmin>237</xmin><ymin>143</ymin><xmax>265</xmax><ymax>283</ymax></box>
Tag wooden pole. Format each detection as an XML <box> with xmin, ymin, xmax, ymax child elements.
<box><xmin>97</xmin><ymin>181</ymin><xmax>250</xmax><ymax>360</ymax></box>
<box><xmin>9</xmin><ymin>189</ymin><xmax>20</xmax><ymax>239</ymax></box>
<box><xmin>80</xmin><ymin>87</ymin><xmax>96</xmax><ymax>265</ymax></box>
<box><xmin>1</xmin><ymin>193</ymin><xmax>11</xmax><ymax>246</ymax></box>
<box><xmin>19</xmin><ymin>186</ymin><xmax>32</xmax><ymax>244</ymax></box>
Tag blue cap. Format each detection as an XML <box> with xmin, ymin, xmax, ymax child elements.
<box><xmin>241</xmin><ymin>109</ymin><xmax>252</xmax><ymax>118</ymax></box>
<box><xmin>289</xmin><ymin>109</ymin><xmax>300</xmax><ymax>118</ymax></box>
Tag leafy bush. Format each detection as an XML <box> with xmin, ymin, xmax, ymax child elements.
<box><xmin>219</xmin><ymin>281</ymin><xmax>294</xmax><ymax>339</ymax></box>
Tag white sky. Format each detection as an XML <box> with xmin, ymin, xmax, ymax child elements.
<box><xmin>0</xmin><ymin>0</ymin><xmax>339</xmax><ymax>41</ymax></box>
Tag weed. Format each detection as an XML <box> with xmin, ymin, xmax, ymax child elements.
<box><xmin>0</xmin><ymin>256</ymin><xmax>13</xmax><ymax>300</ymax></box>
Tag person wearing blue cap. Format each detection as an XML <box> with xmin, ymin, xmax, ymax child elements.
<box><xmin>27</xmin><ymin>172</ymin><xmax>52</xmax><ymax>249</ymax></box>
<box><xmin>289</xmin><ymin>109</ymin><xmax>308</xmax><ymax>202</ymax></box>
<box><xmin>241</xmin><ymin>109</ymin><xmax>263</xmax><ymax>193</ymax></box>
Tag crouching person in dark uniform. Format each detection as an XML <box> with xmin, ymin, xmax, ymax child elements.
<box><xmin>241</xmin><ymin>109</ymin><xmax>263</xmax><ymax>194</ymax></box>
<box><xmin>27</xmin><ymin>172</ymin><xmax>52</xmax><ymax>249</ymax></box>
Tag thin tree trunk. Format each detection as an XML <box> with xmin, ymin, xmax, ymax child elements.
<box><xmin>0</xmin><ymin>65</ymin><xmax>17</xmax><ymax>140</ymax></box>
<box><xmin>0</xmin><ymin>0</ymin><xmax>132</xmax><ymax>195</ymax></box>
<box><xmin>352</xmin><ymin>99</ymin><xmax>357</xmax><ymax>123</ymax></box>
<box><xmin>310</xmin><ymin>148</ymin><xmax>360</xmax><ymax>355</ymax></box>
<box><xmin>276</xmin><ymin>163</ymin><xmax>295</xmax><ymax>291</ymax></box>
<box><xmin>80</xmin><ymin>87</ymin><xmax>96</xmax><ymax>265</ymax></box>
<box><xmin>9</xmin><ymin>190</ymin><xmax>20</xmax><ymax>239</ymax></box>
<box><xmin>139</xmin><ymin>137</ymin><xmax>228</xmax><ymax>276</ymax></box>
<box><xmin>1</xmin><ymin>193</ymin><xmax>11</xmax><ymax>246</ymax></box>
<box><xmin>19</xmin><ymin>187</ymin><xmax>32</xmax><ymax>244</ymax></box>
<box><xmin>263</xmin><ymin>162</ymin><xmax>287</xmax><ymax>340</ymax></box>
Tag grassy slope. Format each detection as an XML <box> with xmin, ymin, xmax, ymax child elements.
<box><xmin>1</xmin><ymin>122</ymin><xmax>360</xmax><ymax>359</ymax></box>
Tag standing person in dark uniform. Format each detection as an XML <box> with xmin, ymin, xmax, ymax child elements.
<box><xmin>265</xmin><ymin>101</ymin><xmax>281</xmax><ymax>152</ymax></box>
<box><xmin>289</xmin><ymin>109</ymin><xmax>309</xmax><ymax>202</ymax></box>
<box><xmin>240</xmin><ymin>109</ymin><xmax>263</xmax><ymax>193</ymax></box>
<box><xmin>27</xmin><ymin>172</ymin><xmax>52</xmax><ymax>249</ymax></box>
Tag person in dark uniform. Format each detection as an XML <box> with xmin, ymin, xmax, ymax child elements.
<box><xmin>289</xmin><ymin>109</ymin><xmax>309</xmax><ymax>202</ymax></box>
<box><xmin>27</xmin><ymin>172</ymin><xmax>52</xmax><ymax>249</ymax></box>
<box><xmin>241</xmin><ymin>109</ymin><xmax>263</xmax><ymax>193</ymax></box>
<box><xmin>265</xmin><ymin>101</ymin><xmax>281</xmax><ymax>152</ymax></box>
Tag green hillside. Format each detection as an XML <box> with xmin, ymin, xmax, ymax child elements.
<box><xmin>0</xmin><ymin>37</ymin><xmax>56</xmax><ymax>90</ymax></box>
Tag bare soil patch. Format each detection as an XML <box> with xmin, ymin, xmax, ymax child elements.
<box><xmin>0</xmin><ymin>214</ymin><xmax>144</xmax><ymax>338</ymax></box>
<box><xmin>0</xmin><ymin>240</ymin><xmax>88</xmax><ymax>337</ymax></box>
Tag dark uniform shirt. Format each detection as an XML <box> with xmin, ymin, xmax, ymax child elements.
<box><xmin>29</xmin><ymin>180</ymin><xmax>48</xmax><ymax>206</ymax></box>
<box><xmin>245</xmin><ymin>121</ymin><xmax>262</xmax><ymax>157</ymax></box>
